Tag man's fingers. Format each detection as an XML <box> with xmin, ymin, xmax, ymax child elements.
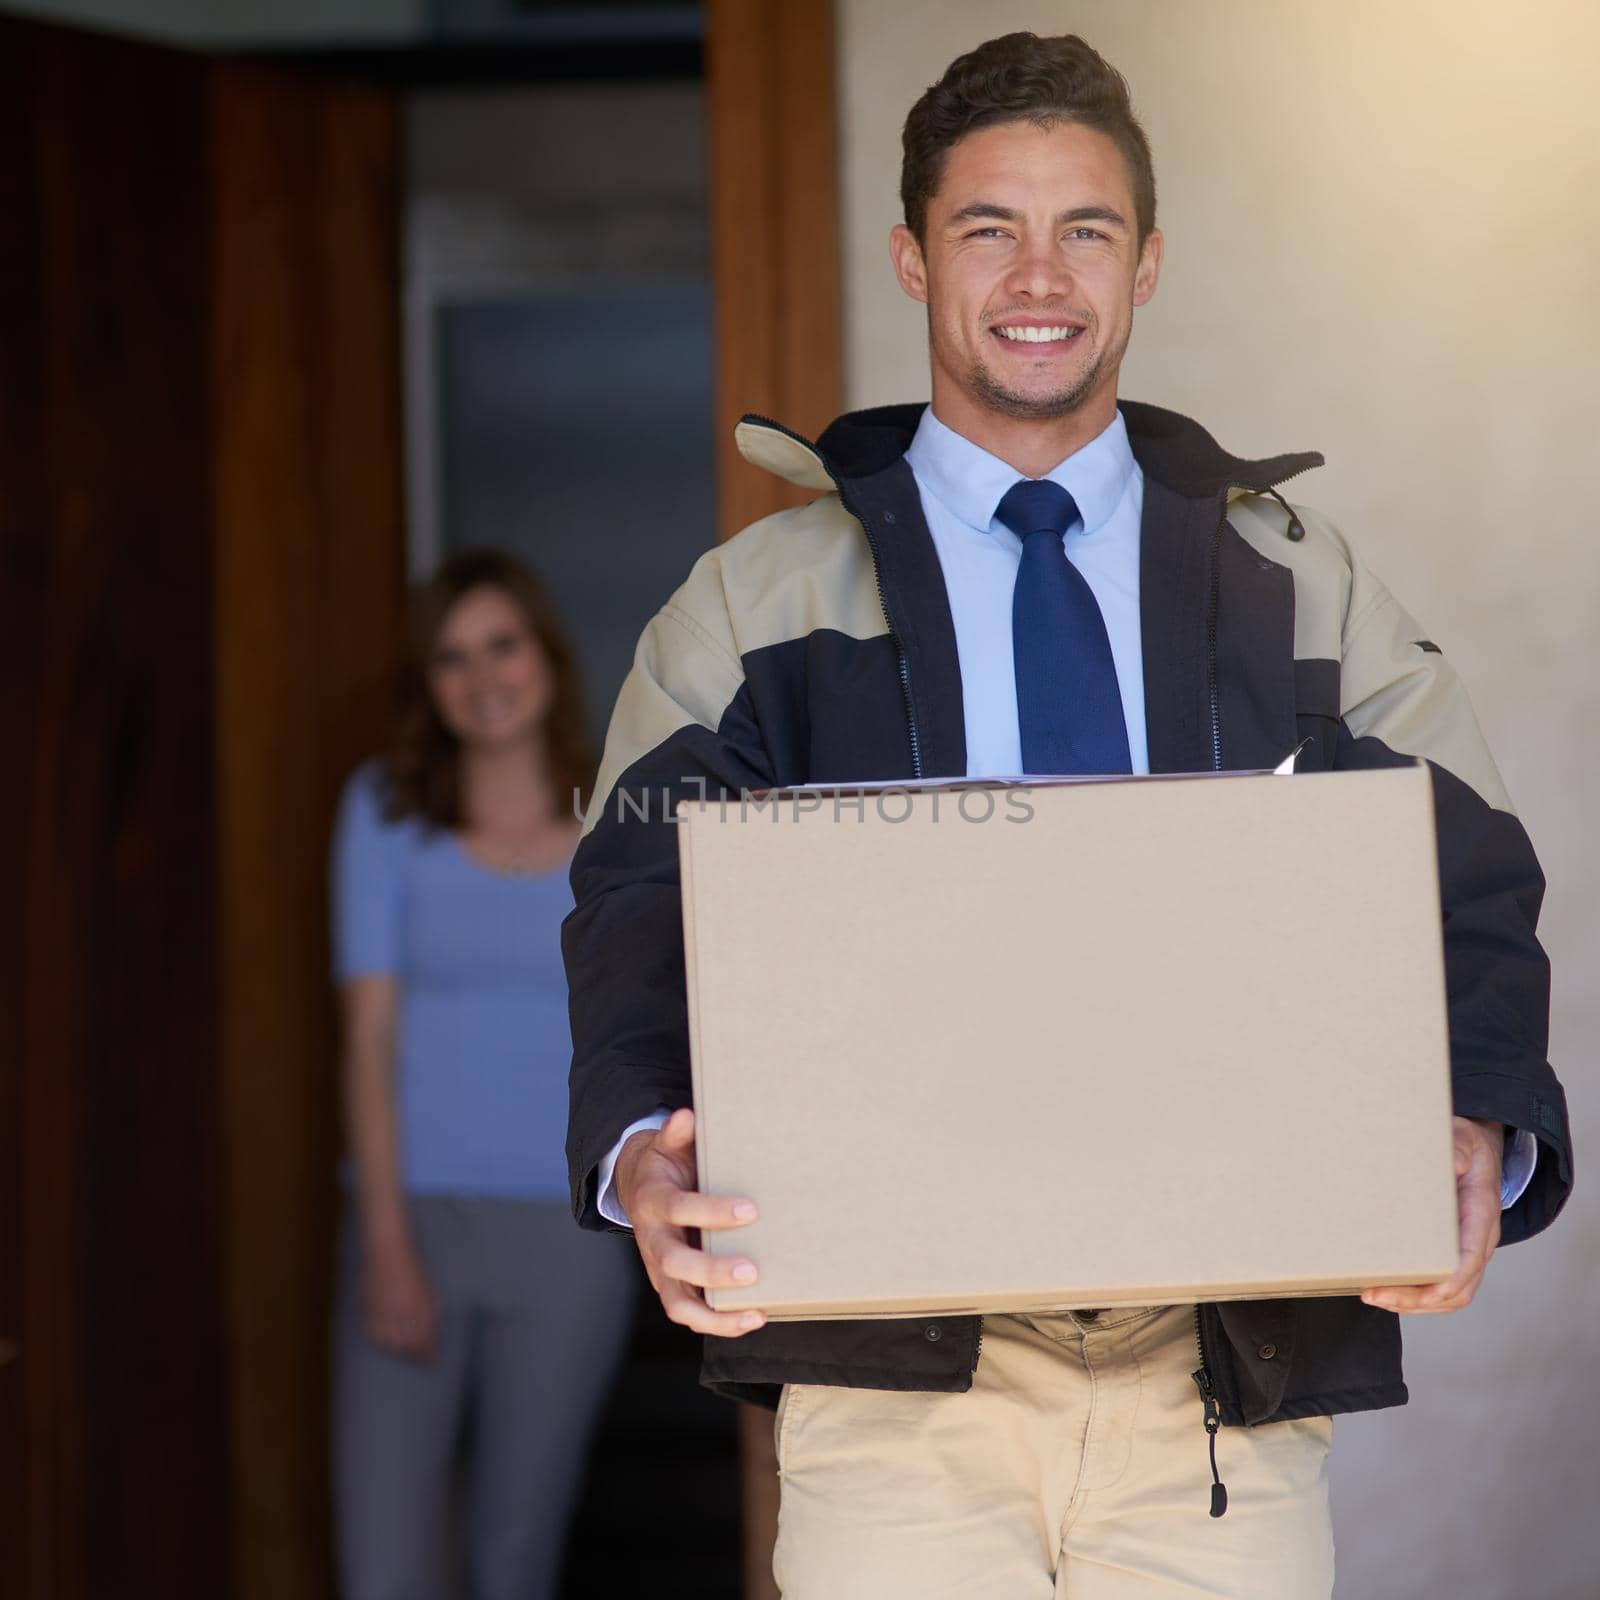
<box><xmin>1459</xmin><ymin>1171</ymin><xmax>1503</xmax><ymax>1262</ymax></box>
<box><xmin>659</xmin><ymin>1278</ymin><xmax>767</xmax><ymax>1337</ymax></box>
<box><xmin>1407</xmin><ymin>1151</ymin><xmax>1502</xmax><ymax>1309</ymax></box>
<box><xmin>1363</xmin><ymin>1278</ymin><xmax>1479</xmax><ymax>1314</ymax></box>
<box><xmin>658</xmin><ymin>1238</ymin><xmax>759</xmax><ymax>1291</ymax></box>
<box><xmin>1362</xmin><ymin>1269</ymin><xmax>1473</xmax><ymax>1313</ymax></box>
<box><xmin>1362</xmin><ymin>1262</ymin><xmax>1491</xmax><ymax>1314</ymax></box>
<box><xmin>627</xmin><ymin>1131</ymin><xmax>765</xmax><ymax>1337</ymax></box>
<box><xmin>657</xmin><ymin>1106</ymin><xmax>696</xmax><ymax>1153</ymax></box>
<box><xmin>636</xmin><ymin>1220</ymin><xmax>764</xmax><ymax>1321</ymax></box>
<box><xmin>631</xmin><ymin>1179</ymin><xmax>756</xmax><ymax>1233</ymax></box>
<box><xmin>1366</xmin><ymin>1122</ymin><xmax>1503</xmax><ymax>1316</ymax></box>
<box><xmin>1363</xmin><ymin>1221</ymin><xmax>1498</xmax><ymax>1313</ymax></box>
<box><xmin>661</xmin><ymin>1189</ymin><xmax>758</xmax><ymax>1231</ymax></box>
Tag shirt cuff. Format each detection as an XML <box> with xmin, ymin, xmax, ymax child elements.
<box><xmin>596</xmin><ymin>1108</ymin><xmax>673</xmax><ymax>1228</ymax></box>
<box><xmin>1501</xmin><ymin>1128</ymin><xmax>1537</xmax><ymax>1210</ymax></box>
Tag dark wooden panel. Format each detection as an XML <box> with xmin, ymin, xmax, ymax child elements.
<box><xmin>1</xmin><ymin>22</ymin><xmax>405</xmax><ymax>1599</ymax></box>
<box><xmin>0</xmin><ymin>17</ymin><xmax>228</xmax><ymax>1600</ymax></box>
<box><xmin>209</xmin><ymin>61</ymin><xmax>406</xmax><ymax>1600</ymax></box>
<box><xmin>707</xmin><ymin>0</ymin><xmax>842</xmax><ymax>543</ymax></box>
<box><xmin>0</xmin><ymin>26</ymin><xmax>52</xmax><ymax>1600</ymax></box>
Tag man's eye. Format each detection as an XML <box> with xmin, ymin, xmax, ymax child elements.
<box><xmin>965</xmin><ymin>227</ymin><xmax>1009</xmax><ymax>239</ymax></box>
<box><xmin>1067</xmin><ymin>227</ymin><xmax>1106</xmax><ymax>241</ymax></box>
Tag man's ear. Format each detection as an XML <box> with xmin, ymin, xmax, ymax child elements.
<box><xmin>1133</xmin><ymin>227</ymin><xmax>1163</xmax><ymax>308</ymax></box>
<box><xmin>889</xmin><ymin>223</ymin><xmax>929</xmax><ymax>305</ymax></box>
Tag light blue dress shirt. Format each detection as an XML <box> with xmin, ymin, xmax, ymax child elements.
<box><xmin>907</xmin><ymin>405</ymin><xmax>1147</xmax><ymax>778</ymax></box>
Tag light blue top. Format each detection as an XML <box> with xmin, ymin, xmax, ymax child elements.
<box><xmin>332</xmin><ymin>761</ymin><xmax>574</xmax><ymax>1200</ymax></box>
<box><xmin>906</xmin><ymin>405</ymin><xmax>1149</xmax><ymax>778</ymax></box>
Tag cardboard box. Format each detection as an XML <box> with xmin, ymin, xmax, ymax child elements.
<box><xmin>678</xmin><ymin>766</ymin><xmax>1459</xmax><ymax>1319</ymax></box>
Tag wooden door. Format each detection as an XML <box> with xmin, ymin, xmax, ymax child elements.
<box><xmin>0</xmin><ymin>16</ymin><xmax>405</xmax><ymax>1597</ymax></box>
<box><xmin>0</xmin><ymin>21</ymin><xmax>230</xmax><ymax>1596</ymax></box>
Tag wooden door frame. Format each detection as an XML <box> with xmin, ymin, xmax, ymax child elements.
<box><xmin>708</xmin><ymin>0</ymin><xmax>842</xmax><ymax>544</ymax></box>
<box><xmin>209</xmin><ymin>59</ymin><xmax>407</xmax><ymax>1600</ymax></box>
<box><xmin>705</xmin><ymin>3</ymin><xmax>842</xmax><ymax>1594</ymax></box>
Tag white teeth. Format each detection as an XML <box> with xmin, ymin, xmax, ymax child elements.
<box><xmin>996</xmin><ymin>325</ymin><xmax>1080</xmax><ymax>343</ymax></box>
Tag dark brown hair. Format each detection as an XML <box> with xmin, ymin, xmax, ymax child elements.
<box><xmin>901</xmin><ymin>32</ymin><xmax>1156</xmax><ymax>245</ymax></box>
<box><xmin>382</xmin><ymin>548</ymin><xmax>594</xmax><ymax>827</ymax></box>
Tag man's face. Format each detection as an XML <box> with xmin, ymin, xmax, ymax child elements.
<box><xmin>891</xmin><ymin>119</ymin><xmax>1162</xmax><ymax>426</ymax></box>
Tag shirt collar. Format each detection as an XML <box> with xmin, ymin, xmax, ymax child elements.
<box><xmin>905</xmin><ymin>405</ymin><xmax>1138</xmax><ymax>538</ymax></box>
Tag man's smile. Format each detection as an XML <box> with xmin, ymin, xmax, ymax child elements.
<box><xmin>989</xmin><ymin>317</ymin><xmax>1087</xmax><ymax>348</ymax></box>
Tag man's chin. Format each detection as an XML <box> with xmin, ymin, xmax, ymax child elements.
<box><xmin>969</xmin><ymin>363</ymin><xmax>1102</xmax><ymax>422</ymax></box>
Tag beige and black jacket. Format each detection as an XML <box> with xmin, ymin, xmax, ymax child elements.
<box><xmin>563</xmin><ymin>400</ymin><xmax>1570</xmax><ymax>1427</ymax></box>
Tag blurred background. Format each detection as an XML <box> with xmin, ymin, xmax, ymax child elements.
<box><xmin>2</xmin><ymin>2</ymin><xmax>1594</xmax><ymax>1597</ymax></box>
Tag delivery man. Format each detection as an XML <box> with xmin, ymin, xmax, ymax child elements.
<box><xmin>562</xmin><ymin>31</ymin><xmax>1570</xmax><ymax>1598</ymax></box>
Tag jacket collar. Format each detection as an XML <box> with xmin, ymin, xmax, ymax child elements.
<box><xmin>906</xmin><ymin>406</ymin><xmax>1138</xmax><ymax>541</ymax></box>
<box><xmin>731</xmin><ymin>400</ymin><xmax>1319</xmax><ymax>782</ymax></box>
<box><xmin>737</xmin><ymin>400</ymin><xmax>1323</xmax><ymax>501</ymax></box>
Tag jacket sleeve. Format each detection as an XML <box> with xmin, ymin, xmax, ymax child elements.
<box><xmin>1334</xmin><ymin>566</ymin><xmax>1571</xmax><ymax>1244</ymax></box>
<box><xmin>563</xmin><ymin>551</ymin><xmax>775</xmax><ymax>1230</ymax></box>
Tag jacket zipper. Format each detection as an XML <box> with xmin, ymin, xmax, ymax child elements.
<box><xmin>1205</xmin><ymin>521</ymin><xmax>1224</xmax><ymax>770</ymax></box>
<box><xmin>1207</xmin><ymin>469</ymin><xmax>1317</xmax><ymax>771</ymax></box>
<box><xmin>841</xmin><ymin>490</ymin><xmax>923</xmax><ymax>780</ymax></box>
<box><xmin>1196</xmin><ymin>473</ymin><xmax>1316</xmax><ymax>1508</ymax></box>
<box><xmin>740</xmin><ymin>415</ymin><xmax>924</xmax><ymax>780</ymax></box>
<box><xmin>1191</xmin><ymin>1308</ymin><xmax>1228</xmax><ymax>1516</ymax></box>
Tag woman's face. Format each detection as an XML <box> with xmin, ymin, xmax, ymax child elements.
<box><xmin>427</xmin><ymin>584</ymin><xmax>553</xmax><ymax>752</ymax></box>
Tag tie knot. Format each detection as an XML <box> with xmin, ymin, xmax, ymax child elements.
<box><xmin>995</xmin><ymin>478</ymin><xmax>1079</xmax><ymax>542</ymax></box>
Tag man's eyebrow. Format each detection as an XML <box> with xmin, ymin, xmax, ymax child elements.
<box><xmin>946</xmin><ymin>202</ymin><xmax>1022</xmax><ymax>226</ymax></box>
<box><xmin>1059</xmin><ymin>204</ymin><xmax>1129</xmax><ymax>230</ymax></box>
<box><xmin>944</xmin><ymin>202</ymin><xmax>1130</xmax><ymax>230</ymax></box>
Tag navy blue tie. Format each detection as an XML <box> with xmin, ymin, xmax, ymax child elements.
<box><xmin>997</xmin><ymin>479</ymin><xmax>1132</xmax><ymax>775</ymax></box>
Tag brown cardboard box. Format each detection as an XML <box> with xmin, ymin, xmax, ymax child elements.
<box><xmin>678</xmin><ymin>765</ymin><xmax>1459</xmax><ymax>1319</ymax></box>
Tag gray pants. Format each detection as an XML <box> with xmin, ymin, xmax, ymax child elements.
<box><xmin>333</xmin><ymin>1195</ymin><xmax>636</xmax><ymax>1600</ymax></box>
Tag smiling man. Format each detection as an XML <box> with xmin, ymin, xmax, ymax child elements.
<box><xmin>896</xmin><ymin>116</ymin><xmax>1160</xmax><ymax>475</ymax></box>
<box><xmin>563</xmin><ymin>33</ymin><xmax>1570</xmax><ymax>1598</ymax></box>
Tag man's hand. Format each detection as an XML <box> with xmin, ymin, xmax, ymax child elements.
<box><xmin>1361</xmin><ymin>1116</ymin><xmax>1503</xmax><ymax>1315</ymax></box>
<box><xmin>615</xmin><ymin>1107</ymin><xmax>766</xmax><ymax>1337</ymax></box>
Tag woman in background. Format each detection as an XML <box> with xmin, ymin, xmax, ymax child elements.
<box><xmin>331</xmin><ymin>549</ymin><xmax>634</xmax><ymax>1600</ymax></box>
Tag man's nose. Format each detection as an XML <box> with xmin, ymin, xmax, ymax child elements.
<box><xmin>1005</xmin><ymin>237</ymin><xmax>1072</xmax><ymax>301</ymax></box>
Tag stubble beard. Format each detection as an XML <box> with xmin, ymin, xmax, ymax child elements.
<box><xmin>963</xmin><ymin>309</ymin><xmax>1132</xmax><ymax>422</ymax></box>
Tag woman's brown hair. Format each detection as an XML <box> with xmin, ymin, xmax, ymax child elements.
<box><xmin>382</xmin><ymin>548</ymin><xmax>595</xmax><ymax>827</ymax></box>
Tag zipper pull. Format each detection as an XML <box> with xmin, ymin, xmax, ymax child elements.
<box><xmin>1261</xmin><ymin>485</ymin><xmax>1305</xmax><ymax>541</ymax></box>
<box><xmin>1190</xmin><ymin>1369</ymin><xmax>1229</xmax><ymax>1518</ymax></box>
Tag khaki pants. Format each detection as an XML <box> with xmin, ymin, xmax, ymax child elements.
<box><xmin>773</xmin><ymin>1305</ymin><xmax>1334</xmax><ymax>1599</ymax></box>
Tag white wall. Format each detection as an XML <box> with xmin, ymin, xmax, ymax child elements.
<box><xmin>839</xmin><ymin>4</ymin><xmax>1599</xmax><ymax>1595</ymax></box>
